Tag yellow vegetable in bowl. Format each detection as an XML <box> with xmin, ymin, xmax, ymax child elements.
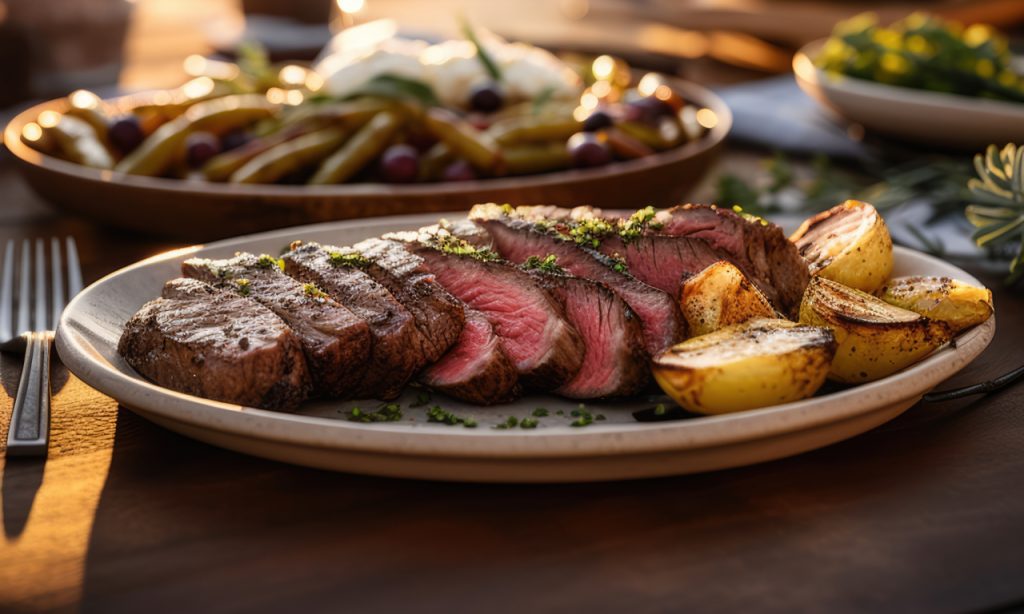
<box><xmin>679</xmin><ymin>261</ymin><xmax>777</xmax><ymax>336</ymax></box>
<box><xmin>790</xmin><ymin>200</ymin><xmax>893</xmax><ymax>293</ymax></box>
<box><xmin>878</xmin><ymin>276</ymin><xmax>993</xmax><ymax>333</ymax></box>
<box><xmin>652</xmin><ymin>318</ymin><xmax>836</xmax><ymax>415</ymax></box>
<box><xmin>799</xmin><ymin>277</ymin><xmax>952</xmax><ymax>384</ymax></box>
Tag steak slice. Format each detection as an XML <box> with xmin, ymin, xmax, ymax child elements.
<box><xmin>525</xmin><ymin>266</ymin><xmax>650</xmax><ymax>398</ymax></box>
<box><xmin>351</xmin><ymin>237</ymin><xmax>465</xmax><ymax>364</ymax></box>
<box><xmin>392</xmin><ymin>230</ymin><xmax>585</xmax><ymax>391</ymax></box>
<box><xmin>650</xmin><ymin>205</ymin><xmax>809</xmax><ymax>316</ymax></box>
<box><xmin>598</xmin><ymin>206</ymin><xmax>806</xmax><ymax>319</ymax></box>
<box><xmin>419</xmin><ymin>309</ymin><xmax>519</xmax><ymax>405</ymax></box>
<box><xmin>469</xmin><ymin>206</ymin><xmax>685</xmax><ymax>355</ymax></box>
<box><xmin>182</xmin><ymin>252</ymin><xmax>372</xmax><ymax>399</ymax></box>
<box><xmin>282</xmin><ymin>241</ymin><xmax>424</xmax><ymax>400</ymax></box>
<box><xmin>118</xmin><ymin>278</ymin><xmax>310</xmax><ymax>410</ymax></box>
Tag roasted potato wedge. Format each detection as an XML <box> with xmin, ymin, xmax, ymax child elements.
<box><xmin>799</xmin><ymin>277</ymin><xmax>952</xmax><ymax>384</ymax></box>
<box><xmin>878</xmin><ymin>276</ymin><xmax>993</xmax><ymax>333</ymax></box>
<box><xmin>652</xmin><ymin>318</ymin><xmax>836</xmax><ymax>414</ymax></box>
<box><xmin>790</xmin><ymin>200</ymin><xmax>893</xmax><ymax>293</ymax></box>
<box><xmin>680</xmin><ymin>261</ymin><xmax>777</xmax><ymax>337</ymax></box>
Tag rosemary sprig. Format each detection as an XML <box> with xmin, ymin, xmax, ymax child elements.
<box><xmin>965</xmin><ymin>144</ymin><xmax>1024</xmax><ymax>284</ymax></box>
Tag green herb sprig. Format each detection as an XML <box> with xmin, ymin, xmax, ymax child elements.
<box><xmin>966</xmin><ymin>143</ymin><xmax>1024</xmax><ymax>284</ymax></box>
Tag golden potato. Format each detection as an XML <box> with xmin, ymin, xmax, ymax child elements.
<box><xmin>652</xmin><ymin>318</ymin><xmax>836</xmax><ymax>415</ymax></box>
<box><xmin>878</xmin><ymin>276</ymin><xmax>993</xmax><ymax>333</ymax></box>
<box><xmin>799</xmin><ymin>277</ymin><xmax>952</xmax><ymax>384</ymax></box>
<box><xmin>790</xmin><ymin>200</ymin><xmax>893</xmax><ymax>294</ymax></box>
<box><xmin>680</xmin><ymin>261</ymin><xmax>777</xmax><ymax>337</ymax></box>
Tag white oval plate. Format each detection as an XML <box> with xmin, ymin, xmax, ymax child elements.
<box><xmin>56</xmin><ymin>214</ymin><xmax>995</xmax><ymax>482</ymax></box>
<box><xmin>794</xmin><ymin>39</ymin><xmax>1024</xmax><ymax>149</ymax></box>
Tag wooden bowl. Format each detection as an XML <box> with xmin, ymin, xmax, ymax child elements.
<box><xmin>3</xmin><ymin>80</ymin><xmax>730</xmax><ymax>241</ymax></box>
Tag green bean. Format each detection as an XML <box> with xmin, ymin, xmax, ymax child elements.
<box><xmin>422</xmin><ymin>108</ymin><xmax>500</xmax><ymax>171</ymax></box>
<box><xmin>115</xmin><ymin>94</ymin><xmax>278</xmax><ymax>176</ymax></box>
<box><xmin>203</xmin><ymin>122</ymin><xmax>320</xmax><ymax>181</ymax></box>
<box><xmin>502</xmin><ymin>142</ymin><xmax>571</xmax><ymax>175</ymax></box>
<box><xmin>231</xmin><ymin>126</ymin><xmax>351</xmax><ymax>184</ymax></box>
<box><xmin>487</xmin><ymin>114</ymin><xmax>582</xmax><ymax>146</ymax></box>
<box><xmin>43</xmin><ymin>114</ymin><xmax>114</xmax><ymax>169</ymax></box>
<box><xmin>281</xmin><ymin>98</ymin><xmax>392</xmax><ymax>128</ymax></box>
<box><xmin>418</xmin><ymin>142</ymin><xmax>454</xmax><ymax>181</ymax></box>
<box><xmin>309</xmin><ymin>111</ymin><xmax>403</xmax><ymax>185</ymax></box>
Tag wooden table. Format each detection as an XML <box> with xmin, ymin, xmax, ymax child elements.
<box><xmin>2</xmin><ymin>147</ymin><xmax>1024</xmax><ymax>613</ymax></box>
<box><xmin>3</xmin><ymin>2</ymin><xmax>1024</xmax><ymax>610</ymax></box>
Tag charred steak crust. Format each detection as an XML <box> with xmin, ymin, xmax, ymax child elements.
<box><xmin>420</xmin><ymin>309</ymin><xmax>520</xmax><ymax>405</ymax></box>
<box><xmin>352</xmin><ymin>238</ymin><xmax>465</xmax><ymax>364</ymax></box>
<box><xmin>468</xmin><ymin>206</ymin><xmax>686</xmax><ymax>355</ymax></box>
<box><xmin>282</xmin><ymin>242</ymin><xmax>426</xmax><ymax>400</ymax></box>
<box><xmin>395</xmin><ymin>232</ymin><xmax>586</xmax><ymax>391</ymax></box>
<box><xmin>527</xmin><ymin>270</ymin><xmax>651</xmax><ymax>399</ymax></box>
<box><xmin>181</xmin><ymin>253</ymin><xmax>372</xmax><ymax>399</ymax></box>
<box><xmin>118</xmin><ymin>278</ymin><xmax>310</xmax><ymax>410</ymax></box>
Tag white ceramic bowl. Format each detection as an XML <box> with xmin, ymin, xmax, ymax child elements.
<box><xmin>55</xmin><ymin>214</ymin><xmax>995</xmax><ymax>482</ymax></box>
<box><xmin>794</xmin><ymin>39</ymin><xmax>1024</xmax><ymax>149</ymax></box>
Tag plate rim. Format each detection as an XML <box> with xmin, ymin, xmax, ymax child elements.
<box><xmin>54</xmin><ymin>213</ymin><xmax>996</xmax><ymax>460</ymax></box>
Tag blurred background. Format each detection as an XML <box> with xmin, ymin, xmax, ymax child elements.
<box><xmin>3</xmin><ymin>0</ymin><xmax>1022</xmax><ymax>102</ymax></box>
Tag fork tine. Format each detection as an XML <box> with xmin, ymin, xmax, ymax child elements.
<box><xmin>34</xmin><ymin>239</ymin><xmax>46</xmax><ymax>331</ymax></box>
<box><xmin>66</xmin><ymin>236</ymin><xmax>83</xmax><ymax>299</ymax></box>
<box><xmin>0</xmin><ymin>241</ymin><xmax>13</xmax><ymax>341</ymax></box>
<box><xmin>16</xmin><ymin>240</ymin><xmax>30</xmax><ymax>335</ymax></box>
<box><xmin>51</xmin><ymin>238</ymin><xmax>64</xmax><ymax>330</ymax></box>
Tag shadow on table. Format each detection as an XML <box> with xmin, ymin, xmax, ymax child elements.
<box><xmin>1</xmin><ymin>357</ymin><xmax>71</xmax><ymax>538</ymax></box>
<box><xmin>72</xmin><ymin>371</ymin><xmax>1024</xmax><ymax>614</ymax></box>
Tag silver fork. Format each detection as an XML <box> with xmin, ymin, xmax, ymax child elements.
<box><xmin>0</xmin><ymin>238</ymin><xmax>83</xmax><ymax>457</ymax></box>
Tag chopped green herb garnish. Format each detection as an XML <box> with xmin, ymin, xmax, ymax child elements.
<box><xmin>492</xmin><ymin>416</ymin><xmax>520</xmax><ymax>430</ymax></box>
<box><xmin>619</xmin><ymin>206</ymin><xmax>664</xmax><ymax>243</ymax></box>
<box><xmin>532</xmin><ymin>407</ymin><xmax>549</xmax><ymax>417</ymax></box>
<box><xmin>328</xmin><ymin>250</ymin><xmax>370</xmax><ymax>268</ymax></box>
<box><xmin>425</xmin><ymin>405</ymin><xmax>477</xmax><ymax>427</ymax></box>
<box><xmin>216</xmin><ymin>267</ymin><xmax>232</xmax><ymax>279</ymax></box>
<box><xmin>256</xmin><ymin>254</ymin><xmax>281</xmax><ymax>270</ymax></box>
<box><xmin>568</xmin><ymin>218</ymin><xmax>615</xmax><ymax>248</ymax></box>
<box><xmin>522</xmin><ymin>254</ymin><xmax>565</xmax><ymax>274</ymax></box>
<box><xmin>346</xmin><ymin>402</ymin><xmax>403</xmax><ymax>423</ymax></box>
<box><xmin>608</xmin><ymin>254</ymin><xmax>628</xmax><ymax>274</ymax></box>
<box><xmin>432</xmin><ymin>233</ymin><xmax>501</xmax><ymax>262</ymax></box>
<box><xmin>410</xmin><ymin>391</ymin><xmax>432</xmax><ymax>407</ymax></box>
<box><xmin>235</xmin><ymin>278</ymin><xmax>251</xmax><ymax>296</ymax></box>
<box><xmin>569</xmin><ymin>403</ymin><xmax>596</xmax><ymax>427</ymax></box>
<box><xmin>519</xmin><ymin>418</ymin><xmax>538</xmax><ymax>429</ymax></box>
<box><xmin>303</xmin><ymin>283</ymin><xmax>328</xmax><ymax>300</ymax></box>
<box><xmin>654</xmin><ymin>403</ymin><xmax>667</xmax><ymax>416</ymax></box>
<box><xmin>499</xmin><ymin>203</ymin><xmax>515</xmax><ymax>216</ymax></box>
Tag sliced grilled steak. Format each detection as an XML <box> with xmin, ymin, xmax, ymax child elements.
<box><xmin>118</xmin><ymin>278</ymin><xmax>310</xmax><ymax>410</ymax></box>
<box><xmin>282</xmin><ymin>241</ymin><xmax>424</xmax><ymax>400</ymax></box>
<box><xmin>182</xmin><ymin>252</ymin><xmax>372</xmax><ymax>398</ymax></box>
<box><xmin>650</xmin><ymin>205</ymin><xmax>809</xmax><ymax>315</ymax></box>
<box><xmin>525</xmin><ymin>266</ymin><xmax>650</xmax><ymax>398</ymax></box>
<box><xmin>351</xmin><ymin>237</ymin><xmax>465</xmax><ymax>364</ymax></box>
<box><xmin>593</xmin><ymin>205</ymin><xmax>806</xmax><ymax>317</ymax></box>
<box><xmin>393</xmin><ymin>230</ymin><xmax>585</xmax><ymax>391</ymax></box>
<box><xmin>469</xmin><ymin>205</ymin><xmax>685</xmax><ymax>354</ymax></box>
<box><xmin>420</xmin><ymin>309</ymin><xmax>520</xmax><ymax>404</ymax></box>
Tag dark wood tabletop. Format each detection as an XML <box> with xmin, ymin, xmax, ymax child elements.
<box><xmin>2</xmin><ymin>143</ymin><xmax>1024</xmax><ymax>614</ymax></box>
<box><xmin>3</xmin><ymin>3</ymin><xmax>1024</xmax><ymax>612</ymax></box>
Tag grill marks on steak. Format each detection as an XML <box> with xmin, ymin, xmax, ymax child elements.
<box><xmin>527</xmin><ymin>270</ymin><xmax>650</xmax><ymax>398</ymax></box>
<box><xmin>351</xmin><ymin>238</ymin><xmax>465</xmax><ymax>364</ymax></box>
<box><xmin>468</xmin><ymin>209</ymin><xmax>685</xmax><ymax>355</ymax></box>
<box><xmin>118</xmin><ymin>278</ymin><xmax>310</xmax><ymax>410</ymax></box>
<box><xmin>402</xmin><ymin>233</ymin><xmax>585</xmax><ymax>391</ymax></box>
<box><xmin>181</xmin><ymin>253</ymin><xmax>372</xmax><ymax>399</ymax></box>
<box><xmin>420</xmin><ymin>309</ymin><xmax>519</xmax><ymax>404</ymax></box>
<box><xmin>282</xmin><ymin>241</ymin><xmax>425</xmax><ymax>399</ymax></box>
